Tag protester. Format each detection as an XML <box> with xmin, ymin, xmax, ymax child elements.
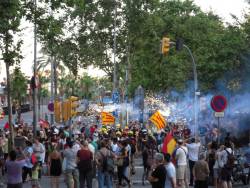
<box><xmin>33</xmin><ymin>137</ymin><xmax>45</xmax><ymax>179</ymax></box>
<box><xmin>186</xmin><ymin>137</ymin><xmax>200</xmax><ymax>186</ymax></box>
<box><xmin>63</xmin><ymin>141</ymin><xmax>79</xmax><ymax>188</ymax></box>
<box><xmin>164</xmin><ymin>153</ymin><xmax>176</xmax><ymax>188</ymax></box>
<box><xmin>77</xmin><ymin>140</ymin><xmax>93</xmax><ymax>188</ymax></box>
<box><xmin>6</xmin><ymin>150</ymin><xmax>26</xmax><ymax>188</ymax></box>
<box><xmin>48</xmin><ymin>143</ymin><xmax>62</xmax><ymax>188</ymax></box>
<box><xmin>218</xmin><ymin>142</ymin><xmax>233</xmax><ymax>188</ymax></box>
<box><xmin>31</xmin><ymin>160</ymin><xmax>41</xmax><ymax>188</ymax></box>
<box><xmin>96</xmin><ymin>140</ymin><xmax>115</xmax><ymax>188</ymax></box>
<box><xmin>148</xmin><ymin>153</ymin><xmax>166</xmax><ymax>188</ymax></box>
<box><xmin>22</xmin><ymin>140</ymin><xmax>33</xmax><ymax>182</ymax></box>
<box><xmin>174</xmin><ymin>139</ymin><xmax>188</xmax><ymax>188</ymax></box>
<box><xmin>116</xmin><ymin>140</ymin><xmax>131</xmax><ymax>188</ymax></box>
<box><xmin>193</xmin><ymin>153</ymin><xmax>209</xmax><ymax>188</ymax></box>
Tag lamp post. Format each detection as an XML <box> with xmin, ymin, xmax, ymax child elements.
<box><xmin>168</xmin><ymin>40</ymin><xmax>199</xmax><ymax>137</ymax></box>
<box><xmin>183</xmin><ymin>44</ymin><xmax>199</xmax><ymax>138</ymax></box>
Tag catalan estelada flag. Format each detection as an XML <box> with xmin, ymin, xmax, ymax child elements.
<box><xmin>149</xmin><ymin>111</ymin><xmax>166</xmax><ymax>130</ymax></box>
<box><xmin>162</xmin><ymin>132</ymin><xmax>176</xmax><ymax>155</ymax></box>
<box><xmin>101</xmin><ymin>112</ymin><xmax>115</xmax><ymax>125</ymax></box>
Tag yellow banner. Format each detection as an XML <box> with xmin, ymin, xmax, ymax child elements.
<box><xmin>101</xmin><ymin>112</ymin><xmax>115</xmax><ymax>125</ymax></box>
<box><xmin>149</xmin><ymin>111</ymin><xmax>166</xmax><ymax>130</ymax></box>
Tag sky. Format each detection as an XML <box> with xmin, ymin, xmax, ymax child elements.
<box><xmin>0</xmin><ymin>0</ymin><xmax>249</xmax><ymax>81</ymax></box>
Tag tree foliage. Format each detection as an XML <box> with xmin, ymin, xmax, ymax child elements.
<box><xmin>22</xmin><ymin>0</ymin><xmax>250</xmax><ymax>95</ymax></box>
<box><xmin>10</xmin><ymin>67</ymin><xmax>28</xmax><ymax>105</ymax></box>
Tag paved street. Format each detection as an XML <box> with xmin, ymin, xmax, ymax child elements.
<box><xmin>19</xmin><ymin>158</ymin><xmax>248</xmax><ymax>188</ymax></box>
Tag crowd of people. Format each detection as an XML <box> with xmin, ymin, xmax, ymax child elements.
<box><xmin>0</xmin><ymin>119</ymin><xmax>249</xmax><ymax>188</ymax></box>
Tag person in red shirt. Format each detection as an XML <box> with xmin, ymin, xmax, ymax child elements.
<box><xmin>77</xmin><ymin>141</ymin><xmax>93</xmax><ymax>188</ymax></box>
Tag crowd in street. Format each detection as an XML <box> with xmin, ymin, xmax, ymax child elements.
<box><xmin>0</xmin><ymin>120</ymin><xmax>249</xmax><ymax>188</ymax></box>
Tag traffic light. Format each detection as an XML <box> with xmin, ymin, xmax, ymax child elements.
<box><xmin>69</xmin><ymin>96</ymin><xmax>79</xmax><ymax>117</ymax></box>
<box><xmin>62</xmin><ymin>100</ymin><xmax>70</xmax><ymax>122</ymax></box>
<box><xmin>176</xmin><ymin>38</ymin><xmax>184</xmax><ymax>51</ymax></box>
<box><xmin>54</xmin><ymin>100</ymin><xmax>61</xmax><ymax>123</ymax></box>
<box><xmin>161</xmin><ymin>37</ymin><xmax>170</xmax><ymax>55</ymax></box>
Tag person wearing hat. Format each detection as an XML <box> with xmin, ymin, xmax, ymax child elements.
<box><xmin>175</xmin><ymin>139</ymin><xmax>188</xmax><ymax>188</ymax></box>
<box><xmin>148</xmin><ymin>153</ymin><xmax>166</xmax><ymax>188</ymax></box>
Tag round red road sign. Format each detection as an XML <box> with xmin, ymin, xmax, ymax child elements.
<box><xmin>48</xmin><ymin>102</ymin><xmax>54</xmax><ymax>112</ymax></box>
<box><xmin>211</xmin><ymin>95</ymin><xmax>227</xmax><ymax>112</ymax></box>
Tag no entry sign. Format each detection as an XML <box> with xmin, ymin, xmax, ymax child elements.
<box><xmin>48</xmin><ymin>102</ymin><xmax>54</xmax><ymax>112</ymax></box>
<box><xmin>211</xmin><ymin>95</ymin><xmax>227</xmax><ymax>112</ymax></box>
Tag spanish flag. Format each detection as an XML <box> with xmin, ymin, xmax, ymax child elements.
<box><xmin>101</xmin><ymin>112</ymin><xmax>115</xmax><ymax>125</ymax></box>
<box><xmin>162</xmin><ymin>132</ymin><xmax>176</xmax><ymax>155</ymax></box>
<box><xmin>149</xmin><ymin>111</ymin><xmax>166</xmax><ymax>130</ymax></box>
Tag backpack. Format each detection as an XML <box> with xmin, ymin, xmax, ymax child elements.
<box><xmin>31</xmin><ymin>153</ymin><xmax>37</xmax><ymax>165</ymax></box>
<box><xmin>224</xmin><ymin>149</ymin><xmax>235</xmax><ymax>169</ymax></box>
<box><xmin>100</xmin><ymin>150</ymin><xmax>115</xmax><ymax>174</ymax></box>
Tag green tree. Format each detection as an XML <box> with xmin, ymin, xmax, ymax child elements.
<box><xmin>0</xmin><ymin>0</ymin><xmax>24</xmax><ymax>147</ymax></box>
<box><xmin>78</xmin><ymin>74</ymin><xmax>96</xmax><ymax>99</ymax></box>
<box><xmin>10</xmin><ymin>67</ymin><xmax>28</xmax><ymax>124</ymax></box>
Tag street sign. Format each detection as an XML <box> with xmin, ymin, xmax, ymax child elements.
<box><xmin>48</xmin><ymin>102</ymin><xmax>54</xmax><ymax>112</ymax></box>
<box><xmin>211</xmin><ymin>95</ymin><xmax>227</xmax><ymax>112</ymax></box>
<box><xmin>112</xmin><ymin>90</ymin><xmax>120</xmax><ymax>104</ymax></box>
<box><xmin>214</xmin><ymin>112</ymin><xmax>225</xmax><ymax>118</ymax></box>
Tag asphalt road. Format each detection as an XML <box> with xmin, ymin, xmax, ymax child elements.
<box><xmin>22</xmin><ymin>158</ymin><xmax>249</xmax><ymax>188</ymax></box>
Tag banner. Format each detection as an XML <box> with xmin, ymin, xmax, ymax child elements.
<box><xmin>101</xmin><ymin>112</ymin><xmax>115</xmax><ymax>125</ymax></box>
<box><xmin>149</xmin><ymin>111</ymin><xmax>166</xmax><ymax>130</ymax></box>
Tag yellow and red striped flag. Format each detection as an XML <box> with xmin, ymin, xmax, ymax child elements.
<box><xmin>162</xmin><ymin>132</ymin><xmax>176</xmax><ymax>155</ymax></box>
<box><xmin>149</xmin><ymin>111</ymin><xmax>166</xmax><ymax>130</ymax></box>
<box><xmin>101</xmin><ymin>112</ymin><xmax>115</xmax><ymax>125</ymax></box>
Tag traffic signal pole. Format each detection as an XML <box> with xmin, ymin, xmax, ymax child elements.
<box><xmin>33</xmin><ymin>0</ymin><xmax>38</xmax><ymax>137</ymax></box>
<box><xmin>113</xmin><ymin>1</ymin><xmax>118</xmax><ymax>91</ymax></box>
<box><xmin>162</xmin><ymin>38</ymin><xmax>199</xmax><ymax>138</ymax></box>
<box><xmin>183</xmin><ymin>44</ymin><xmax>199</xmax><ymax>138</ymax></box>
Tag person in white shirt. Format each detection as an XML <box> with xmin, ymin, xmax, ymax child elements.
<box><xmin>213</xmin><ymin>145</ymin><xmax>224</xmax><ymax>188</ymax></box>
<box><xmin>175</xmin><ymin>139</ymin><xmax>188</xmax><ymax>188</ymax></box>
<box><xmin>186</xmin><ymin>138</ymin><xmax>200</xmax><ymax>186</ymax></box>
<box><xmin>164</xmin><ymin>153</ymin><xmax>176</xmax><ymax>188</ymax></box>
<box><xmin>218</xmin><ymin>142</ymin><xmax>233</xmax><ymax>188</ymax></box>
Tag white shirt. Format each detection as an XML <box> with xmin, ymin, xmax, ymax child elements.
<box><xmin>176</xmin><ymin>146</ymin><xmax>188</xmax><ymax>166</ymax></box>
<box><xmin>111</xmin><ymin>143</ymin><xmax>119</xmax><ymax>154</ymax></box>
<box><xmin>186</xmin><ymin>142</ymin><xmax>201</xmax><ymax>162</ymax></box>
<box><xmin>218</xmin><ymin>148</ymin><xmax>233</xmax><ymax>168</ymax></box>
<box><xmin>88</xmin><ymin>143</ymin><xmax>95</xmax><ymax>155</ymax></box>
<box><xmin>165</xmin><ymin>162</ymin><xmax>176</xmax><ymax>188</ymax></box>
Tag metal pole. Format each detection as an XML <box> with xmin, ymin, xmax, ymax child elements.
<box><xmin>183</xmin><ymin>44</ymin><xmax>199</xmax><ymax>138</ymax></box>
<box><xmin>113</xmin><ymin>1</ymin><xmax>118</xmax><ymax>91</ymax></box>
<box><xmin>33</xmin><ymin>0</ymin><xmax>38</xmax><ymax>137</ymax></box>
<box><xmin>218</xmin><ymin>117</ymin><xmax>220</xmax><ymax>145</ymax></box>
<box><xmin>50</xmin><ymin>57</ymin><xmax>54</xmax><ymax>125</ymax></box>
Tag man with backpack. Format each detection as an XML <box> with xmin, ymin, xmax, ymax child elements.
<box><xmin>174</xmin><ymin>139</ymin><xmax>188</xmax><ymax>188</ymax></box>
<box><xmin>218</xmin><ymin>142</ymin><xmax>234</xmax><ymax>188</ymax></box>
<box><xmin>96</xmin><ymin>140</ymin><xmax>115</xmax><ymax>188</ymax></box>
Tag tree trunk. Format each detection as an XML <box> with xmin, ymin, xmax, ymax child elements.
<box><xmin>54</xmin><ymin>57</ymin><xmax>58</xmax><ymax>97</ymax></box>
<box><xmin>5</xmin><ymin>62</ymin><xmax>14</xmax><ymax>148</ymax></box>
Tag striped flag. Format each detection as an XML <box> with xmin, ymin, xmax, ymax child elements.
<box><xmin>162</xmin><ymin>132</ymin><xmax>176</xmax><ymax>155</ymax></box>
<box><xmin>149</xmin><ymin>111</ymin><xmax>166</xmax><ymax>130</ymax></box>
<box><xmin>101</xmin><ymin>112</ymin><xmax>115</xmax><ymax>125</ymax></box>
